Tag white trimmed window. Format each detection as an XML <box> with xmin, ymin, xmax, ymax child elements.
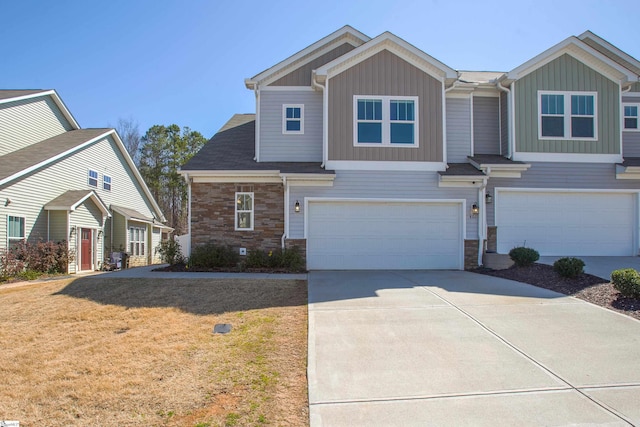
<box><xmin>538</xmin><ymin>91</ymin><xmax>597</xmax><ymax>140</ymax></box>
<box><xmin>623</xmin><ymin>104</ymin><xmax>639</xmax><ymax>131</ymax></box>
<box><xmin>88</xmin><ymin>169</ymin><xmax>98</xmax><ymax>187</ymax></box>
<box><xmin>282</xmin><ymin>104</ymin><xmax>304</xmax><ymax>134</ymax></box>
<box><xmin>7</xmin><ymin>215</ymin><xmax>25</xmax><ymax>250</ymax></box>
<box><xmin>129</xmin><ymin>226</ymin><xmax>145</xmax><ymax>256</ymax></box>
<box><xmin>354</xmin><ymin>96</ymin><xmax>419</xmax><ymax>146</ymax></box>
<box><xmin>235</xmin><ymin>192</ymin><xmax>254</xmax><ymax>231</ymax></box>
<box><xmin>103</xmin><ymin>175</ymin><xmax>112</xmax><ymax>191</ymax></box>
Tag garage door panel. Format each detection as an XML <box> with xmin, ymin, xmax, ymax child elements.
<box><xmin>307</xmin><ymin>201</ymin><xmax>463</xmax><ymax>270</ymax></box>
<box><xmin>497</xmin><ymin>191</ymin><xmax>635</xmax><ymax>256</ymax></box>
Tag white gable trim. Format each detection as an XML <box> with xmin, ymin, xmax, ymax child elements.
<box><xmin>45</xmin><ymin>191</ymin><xmax>110</xmax><ymax>217</ymax></box>
<box><xmin>578</xmin><ymin>31</ymin><xmax>640</xmax><ymax>73</ymax></box>
<box><xmin>245</xmin><ymin>26</ymin><xmax>370</xmax><ymax>88</ymax></box>
<box><xmin>507</xmin><ymin>37</ymin><xmax>637</xmax><ymax>84</ymax></box>
<box><xmin>0</xmin><ymin>90</ymin><xmax>80</xmax><ymax>129</ymax></box>
<box><xmin>314</xmin><ymin>32</ymin><xmax>457</xmax><ymax>82</ymax></box>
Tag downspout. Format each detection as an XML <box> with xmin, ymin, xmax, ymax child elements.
<box><xmin>281</xmin><ymin>175</ymin><xmax>288</xmax><ymax>250</ymax></box>
<box><xmin>187</xmin><ymin>174</ymin><xmax>192</xmax><ymax>257</ymax></box>
<box><xmin>311</xmin><ymin>71</ymin><xmax>327</xmax><ymax>168</ymax></box>
<box><xmin>496</xmin><ymin>80</ymin><xmax>512</xmax><ymax>159</ymax></box>
<box><xmin>47</xmin><ymin>210</ymin><xmax>50</xmax><ymax>241</ymax></box>
<box><xmin>477</xmin><ymin>178</ymin><xmax>488</xmax><ymax>267</ymax></box>
<box><xmin>254</xmin><ymin>85</ymin><xmax>261</xmax><ymax>162</ymax></box>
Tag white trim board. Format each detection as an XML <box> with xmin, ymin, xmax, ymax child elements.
<box><xmin>511</xmin><ymin>152</ymin><xmax>622</xmax><ymax>163</ymax></box>
<box><xmin>324</xmin><ymin>160</ymin><xmax>446</xmax><ymax>171</ymax></box>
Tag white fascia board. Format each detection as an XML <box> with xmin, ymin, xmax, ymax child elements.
<box><xmin>248</xmin><ymin>26</ymin><xmax>370</xmax><ymax>87</ymax></box>
<box><xmin>0</xmin><ymin>130</ymin><xmax>112</xmax><ymax>187</ymax></box>
<box><xmin>0</xmin><ymin>90</ymin><xmax>81</xmax><ymax>130</ymax></box>
<box><xmin>189</xmin><ymin>170</ymin><xmax>283</xmax><ymax>184</ymax></box>
<box><xmin>280</xmin><ymin>173</ymin><xmax>335</xmax><ymax>187</ymax></box>
<box><xmin>315</xmin><ymin>32</ymin><xmax>457</xmax><ymax>82</ymax></box>
<box><xmin>507</xmin><ymin>37</ymin><xmax>637</xmax><ymax>84</ymax></box>
<box><xmin>70</xmin><ymin>191</ymin><xmax>111</xmax><ymax>217</ymax></box>
<box><xmin>512</xmin><ymin>152</ymin><xmax>622</xmax><ymax>163</ymax></box>
<box><xmin>578</xmin><ymin>31</ymin><xmax>640</xmax><ymax>73</ymax></box>
<box><xmin>324</xmin><ymin>160</ymin><xmax>447</xmax><ymax>172</ymax></box>
<box><xmin>184</xmin><ymin>169</ymin><xmax>281</xmax><ymax>176</ymax></box>
<box><xmin>438</xmin><ymin>176</ymin><xmax>487</xmax><ymax>188</ymax></box>
<box><xmin>108</xmin><ymin>130</ymin><xmax>167</xmax><ymax>223</ymax></box>
<box><xmin>495</xmin><ymin>186</ymin><xmax>639</xmax><ymax>194</ymax></box>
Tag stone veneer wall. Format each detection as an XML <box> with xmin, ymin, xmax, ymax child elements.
<box><xmin>487</xmin><ymin>226</ymin><xmax>497</xmax><ymax>252</ymax></box>
<box><xmin>128</xmin><ymin>255</ymin><xmax>147</xmax><ymax>268</ymax></box>
<box><xmin>191</xmin><ymin>182</ymin><xmax>284</xmax><ymax>252</ymax></box>
<box><xmin>285</xmin><ymin>238</ymin><xmax>307</xmax><ymax>261</ymax></box>
<box><xmin>464</xmin><ymin>239</ymin><xmax>479</xmax><ymax>270</ymax></box>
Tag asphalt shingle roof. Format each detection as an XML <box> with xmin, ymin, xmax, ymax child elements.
<box><xmin>0</xmin><ymin>129</ymin><xmax>111</xmax><ymax>182</ymax></box>
<box><xmin>182</xmin><ymin>114</ymin><xmax>333</xmax><ymax>174</ymax></box>
<box><xmin>438</xmin><ymin>163</ymin><xmax>485</xmax><ymax>176</ymax></box>
<box><xmin>469</xmin><ymin>154</ymin><xmax>526</xmax><ymax>165</ymax></box>
<box><xmin>0</xmin><ymin>89</ymin><xmax>49</xmax><ymax>101</ymax></box>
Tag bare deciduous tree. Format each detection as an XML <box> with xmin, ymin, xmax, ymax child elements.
<box><xmin>113</xmin><ymin>117</ymin><xmax>141</xmax><ymax>165</ymax></box>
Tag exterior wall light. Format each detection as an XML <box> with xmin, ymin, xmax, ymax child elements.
<box><xmin>471</xmin><ymin>203</ymin><xmax>479</xmax><ymax>216</ymax></box>
<box><xmin>485</xmin><ymin>192</ymin><xmax>492</xmax><ymax>204</ymax></box>
<box><xmin>295</xmin><ymin>201</ymin><xmax>301</xmax><ymax>213</ymax></box>
<box><xmin>69</xmin><ymin>225</ymin><xmax>77</xmax><ymax>238</ymax></box>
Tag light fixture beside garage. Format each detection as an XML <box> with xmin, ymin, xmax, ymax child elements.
<box><xmin>485</xmin><ymin>192</ymin><xmax>492</xmax><ymax>204</ymax></box>
<box><xmin>295</xmin><ymin>200</ymin><xmax>301</xmax><ymax>213</ymax></box>
<box><xmin>471</xmin><ymin>203</ymin><xmax>479</xmax><ymax>216</ymax></box>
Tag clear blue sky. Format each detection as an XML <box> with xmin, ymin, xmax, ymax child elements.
<box><xmin>1</xmin><ymin>0</ymin><xmax>636</xmax><ymax>139</ymax></box>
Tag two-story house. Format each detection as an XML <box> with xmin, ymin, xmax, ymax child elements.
<box><xmin>181</xmin><ymin>26</ymin><xmax>640</xmax><ymax>270</ymax></box>
<box><xmin>0</xmin><ymin>89</ymin><xmax>171</xmax><ymax>272</ymax></box>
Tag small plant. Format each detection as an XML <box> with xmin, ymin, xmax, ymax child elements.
<box><xmin>508</xmin><ymin>246</ymin><xmax>540</xmax><ymax>267</ymax></box>
<box><xmin>189</xmin><ymin>244</ymin><xmax>239</xmax><ymax>269</ymax></box>
<box><xmin>611</xmin><ymin>268</ymin><xmax>640</xmax><ymax>298</ymax></box>
<box><xmin>553</xmin><ymin>257</ymin><xmax>585</xmax><ymax>278</ymax></box>
<box><xmin>156</xmin><ymin>239</ymin><xmax>184</xmax><ymax>265</ymax></box>
<box><xmin>244</xmin><ymin>247</ymin><xmax>304</xmax><ymax>272</ymax></box>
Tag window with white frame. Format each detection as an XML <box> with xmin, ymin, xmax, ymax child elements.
<box><xmin>129</xmin><ymin>226</ymin><xmax>145</xmax><ymax>256</ymax></box>
<box><xmin>354</xmin><ymin>96</ymin><xmax>418</xmax><ymax>146</ymax></box>
<box><xmin>235</xmin><ymin>192</ymin><xmax>254</xmax><ymax>231</ymax></box>
<box><xmin>539</xmin><ymin>91</ymin><xmax>597</xmax><ymax>140</ymax></box>
<box><xmin>7</xmin><ymin>215</ymin><xmax>25</xmax><ymax>250</ymax></box>
<box><xmin>282</xmin><ymin>104</ymin><xmax>304</xmax><ymax>134</ymax></box>
<box><xmin>623</xmin><ymin>104</ymin><xmax>639</xmax><ymax>130</ymax></box>
<box><xmin>103</xmin><ymin>175</ymin><xmax>112</xmax><ymax>191</ymax></box>
<box><xmin>88</xmin><ymin>169</ymin><xmax>98</xmax><ymax>187</ymax></box>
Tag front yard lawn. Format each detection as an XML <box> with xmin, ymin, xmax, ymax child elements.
<box><xmin>0</xmin><ymin>277</ymin><xmax>308</xmax><ymax>426</ymax></box>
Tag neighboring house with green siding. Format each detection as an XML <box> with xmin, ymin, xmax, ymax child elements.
<box><xmin>0</xmin><ymin>90</ymin><xmax>171</xmax><ymax>273</ymax></box>
<box><xmin>182</xmin><ymin>27</ymin><xmax>640</xmax><ymax>271</ymax></box>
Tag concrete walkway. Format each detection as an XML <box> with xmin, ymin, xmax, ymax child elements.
<box><xmin>308</xmin><ymin>270</ymin><xmax>640</xmax><ymax>426</ymax></box>
<box><xmin>86</xmin><ymin>264</ymin><xmax>308</xmax><ymax>280</ymax></box>
<box><xmin>538</xmin><ymin>256</ymin><xmax>640</xmax><ymax>280</ymax></box>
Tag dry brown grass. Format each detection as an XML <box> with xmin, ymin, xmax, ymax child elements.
<box><xmin>0</xmin><ymin>277</ymin><xmax>308</xmax><ymax>426</ymax></box>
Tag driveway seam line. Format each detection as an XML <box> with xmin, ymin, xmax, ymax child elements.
<box><xmin>394</xmin><ymin>272</ymin><xmax>635</xmax><ymax>426</ymax></box>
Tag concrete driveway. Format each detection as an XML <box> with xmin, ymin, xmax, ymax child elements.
<box><xmin>308</xmin><ymin>270</ymin><xmax>640</xmax><ymax>426</ymax></box>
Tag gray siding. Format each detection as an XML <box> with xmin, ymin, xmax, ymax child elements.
<box><xmin>259</xmin><ymin>90</ymin><xmax>323</xmax><ymax>162</ymax></box>
<box><xmin>486</xmin><ymin>162</ymin><xmax>640</xmax><ymax>227</ymax></box>
<box><xmin>288</xmin><ymin>171</ymin><xmax>479</xmax><ymax>239</ymax></box>
<box><xmin>473</xmin><ymin>96</ymin><xmax>500</xmax><ymax>155</ymax></box>
<box><xmin>328</xmin><ymin>50</ymin><xmax>444</xmax><ymax>162</ymax></box>
<box><xmin>0</xmin><ymin>97</ymin><xmax>72</xmax><ymax>156</ymax></box>
<box><xmin>271</xmin><ymin>43</ymin><xmax>356</xmax><ymax>86</ymax></box>
<box><xmin>500</xmin><ymin>92</ymin><xmax>508</xmax><ymax>156</ymax></box>
<box><xmin>514</xmin><ymin>54</ymin><xmax>620</xmax><ymax>154</ymax></box>
<box><xmin>446</xmin><ymin>97</ymin><xmax>472</xmax><ymax>162</ymax></box>
<box><xmin>623</xmin><ymin>132</ymin><xmax>640</xmax><ymax>157</ymax></box>
<box><xmin>48</xmin><ymin>210</ymin><xmax>67</xmax><ymax>242</ymax></box>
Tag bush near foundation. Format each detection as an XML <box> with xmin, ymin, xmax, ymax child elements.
<box><xmin>244</xmin><ymin>247</ymin><xmax>304</xmax><ymax>272</ymax></box>
<box><xmin>611</xmin><ymin>268</ymin><xmax>640</xmax><ymax>298</ymax></box>
<box><xmin>0</xmin><ymin>240</ymin><xmax>72</xmax><ymax>280</ymax></box>
<box><xmin>508</xmin><ymin>247</ymin><xmax>540</xmax><ymax>267</ymax></box>
<box><xmin>188</xmin><ymin>244</ymin><xmax>239</xmax><ymax>269</ymax></box>
<box><xmin>553</xmin><ymin>257</ymin><xmax>585</xmax><ymax>278</ymax></box>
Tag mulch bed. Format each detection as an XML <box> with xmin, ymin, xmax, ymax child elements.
<box><xmin>153</xmin><ymin>264</ymin><xmax>305</xmax><ymax>274</ymax></box>
<box><xmin>474</xmin><ymin>263</ymin><xmax>640</xmax><ymax>321</ymax></box>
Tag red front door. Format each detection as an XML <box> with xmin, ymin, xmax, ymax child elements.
<box><xmin>81</xmin><ymin>228</ymin><xmax>92</xmax><ymax>271</ymax></box>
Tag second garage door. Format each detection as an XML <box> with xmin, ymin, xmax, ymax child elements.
<box><xmin>306</xmin><ymin>200</ymin><xmax>463</xmax><ymax>270</ymax></box>
<box><xmin>496</xmin><ymin>190</ymin><xmax>636</xmax><ymax>256</ymax></box>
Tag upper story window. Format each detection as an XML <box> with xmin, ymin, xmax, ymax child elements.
<box><xmin>354</xmin><ymin>96</ymin><xmax>419</xmax><ymax>147</ymax></box>
<box><xmin>283</xmin><ymin>104</ymin><xmax>304</xmax><ymax>134</ymax></box>
<box><xmin>623</xmin><ymin>104</ymin><xmax>639</xmax><ymax>131</ymax></box>
<box><xmin>88</xmin><ymin>169</ymin><xmax>98</xmax><ymax>187</ymax></box>
<box><xmin>235</xmin><ymin>192</ymin><xmax>254</xmax><ymax>231</ymax></box>
<box><xmin>538</xmin><ymin>91</ymin><xmax>597</xmax><ymax>140</ymax></box>
<box><xmin>103</xmin><ymin>175</ymin><xmax>112</xmax><ymax>191</ymax></box>
<box><xmin>7</xmin><ymin>215</ymin><xmax>25</xmax><ymax>250</ymax></box>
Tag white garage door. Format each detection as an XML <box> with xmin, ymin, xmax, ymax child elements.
<box><xmin>307</xmin><ymin>200</ymin><xmax>463</xmax><ymax>270</ymax></box>
<box><xmin>497</xmin><ymin>191</ymin><xmax>636</xmax><ymax>256</ymax></box>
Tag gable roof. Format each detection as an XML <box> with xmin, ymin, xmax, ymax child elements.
<box><xmin>181</xmin><ymin>114</ymin><xmax>332</xmax><ymax>175</ymax></box>
<box><xmin>44</xmin><ymin>189</ymin><xmax>110</xmax><ymax>217</ymax></box>
<box><xmin>245</xmin><ymin>25</ymin><xmax>370</xmax><ymax>88</ymax></box>
<box><xmin>579</xmin><ymin>31</ymin><xmax>640</xmax><ymax>76</ymax></box>
<box><xmin>0</xmin><ymin>89</ymin><xmax>80</xmax><ymax>129</ymax></box>
<box><xmin>111</xmin><ymin>205</ymin><xmax>155</xmax><ymax>223</ymax></box>
<box><xmin>505</xmin><ymin>36</ymin><xmax>638</xmax><ymax>85</ymax></box>
<box><xmin>313</xmin><ymin>31</ymin><xmax>458</xmax><ymax>84</ymax></box>
<box><xmin>0</xmin><ymin>129</ymin><xmax>111</xmax><ymax>185</ymax></box>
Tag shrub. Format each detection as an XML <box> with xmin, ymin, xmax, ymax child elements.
<box><xmin>553</xmin><ymin>257</ymin><xmax>585</xmax><ymax>278</ymax></box>
<box><xmin>0</xmin><ymin>240</ymin><xmax>71</xmax><ymax>280</ymax></box>
<box><xmin>611</xmin><ymin>268</ymin><xmax>640</xmax><ymax>298</ymax></box>
<box><xmin>244</xmin><ymin>247</ymin><xmax>305</xmax><ymax>272</ymax></box>
<box><xmin>508</xmin><ymin>246</ymin><xmax>540</xmax><ymax>267</ymax></box>
<box><xmin>156</xmin><ymin>239</ymin><xmax>184</xmax><ymax>265</ymax></box>
<box><xmin>188</xmin><ymin>244</ymin><xmax>239</xmax><ymax>269</ymax></box>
